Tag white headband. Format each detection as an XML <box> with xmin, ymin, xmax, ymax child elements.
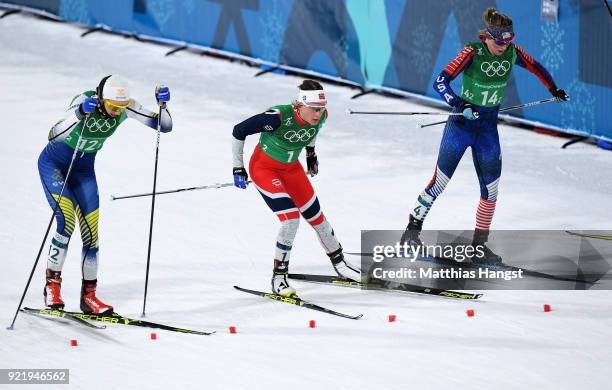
<box><xmin>298</xmin><ymin>89</ymin><xmax>327</xmax><ymax>107</ymax></box>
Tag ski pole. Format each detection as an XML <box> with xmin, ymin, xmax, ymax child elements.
<box><xmin>142</xmin><ymin>103</ymin><xmax>164</xmax><ymax>317</ymax></box>
<box><xmin>111</xmin><ymin>180</ymin><xmax>252</xmax><ymax>201</ymax></box>
<box><xmin>417</xmin><ymin>97</ymin><xmax>560</xmax><ymax>128</ymax></box>
<box><xmin>347</xmin><ymin>108</ymin><xmax>462</xmax><ymax>116</ymax></box>
<box><xmin>8</xmin><ymin>128</ymin><xmax>86</xmax><ymax>330</ymax></box>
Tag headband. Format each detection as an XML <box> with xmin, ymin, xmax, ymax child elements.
<box><xmin>298</xmin><ymin>89</ymin><xmax>327</xmax><ymax>107</ymax></box>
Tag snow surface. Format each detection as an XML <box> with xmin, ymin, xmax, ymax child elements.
<box><xmin>1</xmin><ymin>13</ymin><xmax>611</xmax><ymax>390</ymax></box>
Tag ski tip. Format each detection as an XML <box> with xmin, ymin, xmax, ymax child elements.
<box><xmin>346</xmin><ymin>108</ymin><xmax>353</xmax><ymax>115</ymax></box>
<box><xmin>110</xmin><ymin>194</ymin><xmax>115</xmax><ymax>201</ymax></box>
<box><xmin>416</xmin><ymin>123</ymin><xmax>423</xmax><ymax>129</ymax></box>
<box><xmin>354</xmin><ymin>314</ymin><xmax>364</xmax><ymax>320</ymax></box>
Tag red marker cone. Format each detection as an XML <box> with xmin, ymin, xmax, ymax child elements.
<box><xmin>150</xmin><ymin>333</ymin><xmax>157</xmax><ymax>340</ymax></box>
<box><xmin>309</xmin><ymin>320</ymin><xmax>316</xmax><ymax>328</ymax></box>
<box><xmin>466</xmin><ymin>309</ymin><xmax>475</xmax><ymax>317</ymax></box>
<box><xmin>70</xmin><ymin>339</ymin><xmax>78</xmax><ymax>347</ymax></box>
<box><xmin>543</xmin><ymin>304</ymin><xmax>551</xmax><ymax>312</ymax></box>
<box><xmin>229</xmin><ymin>326</ymin><xmax>237</xmax><ymax>334</ymax></box>
<box><xmin>388</xmin><ymin>314</ymin><xmax>396</xmax><ymax>322</ymax></box>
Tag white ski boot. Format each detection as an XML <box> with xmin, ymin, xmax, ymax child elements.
<box><xmin>329</xmin><ymin>246</ymin><xmax>361</xmax><ymax>282</ymax></box>
<box><xmin>271</xmin><ymin>260</ymin><xmax>297</xmax><ymax>297</ymax></box>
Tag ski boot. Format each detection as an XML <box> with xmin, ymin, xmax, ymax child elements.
<box><xmin>44</xmin><ymin>269</ymin><xmax>65</xmax><ymax>309</ymax></box>
<box><xmin>271</xmin><ymin>260</ymin><xmax>296</xmax><ymax>297</ymax></box>
<box><xmin>400</xmin><ymin>216</ymin><xmax>424</xmax><ymax>247</ymax></box>
<box><xmin>329</xmin><ymin>246</ymin><xmax>361</xmax><ymax>282</ymax></box>
<box><xmin>80</xmin><ymin>279</ymin><xmax>114</xmax><ymax>315</ymax></box>
<box><xmin>470</xmin><ymin>230</ymin><xmax>502</xmax><ymax>264</ymax></box>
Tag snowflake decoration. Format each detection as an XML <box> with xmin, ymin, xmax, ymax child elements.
<box><xmin>560</xmin><ymin>79</ymin><xmax>596</xmax><ymax>134</ymax></box>
<box><xmin>259</xmin><ymin>0</ymin><xmax>285</xmax><ymax>62</ymax></box>
<box><xmin>409</xmin><ymin>18</ymin><xmax>435</xmax><ymax>76</ymax></box>
<box><xmin>147</xmin><ymin>0</ymin><xmax>176</xmax><ymax>31</ymax></box>
<box><xmin>540</xmin><ymin>22</ymin><xmax>565</xmax><ymax>73</ymax></box>
<box><xmin>183</xmin><ymin>0</ymin><xmax>196</xmax><ymax>15</ymax></box>
<box><xmin>59</xmin><ymin>0</ymin><xmax>93</xmax><ymax>25</ymax></box>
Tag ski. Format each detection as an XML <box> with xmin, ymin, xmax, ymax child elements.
<box><xmin>233</xmin><ymin>285</ymin><xmax>363</xmax><ymax>320</ymax></box>
<box><xmin>21</xmin><ymin>307</ymin><xmax>106</xmax><ymax>329</ymax></box>
<box><xmin>565</xmin><ymin>231</ymin><xmax>612</xmax><ymax>241</ymax></box>
<box><xmin>345</xmin><ymin>252</ymin><xmax>595</xmax><ymax>285</ymax></box>
<box><xmin>288</xmin><ymin>274</ymin><xmax>483</xmax><ymax>300</ymax></box>
<box><xmin>23</xmin><ymin>307</ymin><xmax>214</xmax><ymax>335</ymax></box>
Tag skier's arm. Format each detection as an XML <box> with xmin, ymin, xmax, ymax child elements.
<box><xmin>125</xmin><ymin>99</ymin><xmax>173</xmax><ymax>132</ymax></box>
<box><xmin>514</xmin><ymin>45</ymin><xmax>569</xmax><ymax>100</ymax></box>
<box><xmin>434</xmin><ymin>47</ymin><xmax>475</xmax><ymax>108</ymax></box>
<box><xmin>514</xmin><ymin>45</ymin><xmax>556</xmax><ymax>91</ymax></box>
<box><xmin>231</xmin><ymin>109</ymin><xmax>281</xmax><ymax>168</ymax></box>
<box><xmin>48</xmin><ymin>94</ymin><xmax>89</xmax><ymax>142</ymax></box>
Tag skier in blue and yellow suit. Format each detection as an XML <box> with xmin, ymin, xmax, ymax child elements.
<box><xmin>38</xmin><ymin>75</ymin><xmax>172</xmax><ymax>314</ymax></box>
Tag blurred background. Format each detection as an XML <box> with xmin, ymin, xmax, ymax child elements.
<box><xmin>1</xmin><ymin>0</ymin><xmax>611</xmax><ymax>146</ymax></box>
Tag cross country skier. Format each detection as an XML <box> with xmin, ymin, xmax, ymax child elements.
<box><xmin>232</xmin><ymin>80</ymin><xmax>360</xmax><ymax>297</ymax></box>
<box><xmin>38</xmin><ymin>75</ymin><xmax>172</xmax><ymax>314</ymax></box>
<box><xmin>401</xmin><ymin>7</ymin><xmax>569</xmax><ymax>263</ymax></box>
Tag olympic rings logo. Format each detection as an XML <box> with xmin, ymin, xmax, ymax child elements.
<box><xmin>283</xmin><ymin>128</ymin><xmax>316</xmax><ymax>143</ymax></box>
<box><xmin>84</xmin><ymin>117</ymin><xmax>116</xmax><ymax>133</ymax></box>
<box><xmin>480</xmin><ymin>60</ymin><xmax>511</xmax><ymax>77</ymax></box>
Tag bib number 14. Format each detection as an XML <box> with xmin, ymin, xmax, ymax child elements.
<box><xmin>480</xmin><ymin>90</ymin><xmax>500</xmax><ymax>106</ymax></box>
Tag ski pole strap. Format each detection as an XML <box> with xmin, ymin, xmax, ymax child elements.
<box><xmin>418</xmin><ymin>97</ymin><xmax>560</xmax><ymax>129</ymax></box>
<box><xmin>111</xmin><ymin>180</ymin><xmax>253</xmax><ymax>201</ymax></box>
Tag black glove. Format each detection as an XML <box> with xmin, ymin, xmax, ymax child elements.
<box><xmin>233</xmin><ymin>167</ymin><xmax>248</xmax><ymax>189</ymax></box>
<box><xmin>306</xmin><ymin>146</ymin><xmax>318</xmax><ymax>177</ymax></box>
<box><xmin>551</xmin><ymin>87</ymin><xmax>569</xmax><ymax>101</ymax></box>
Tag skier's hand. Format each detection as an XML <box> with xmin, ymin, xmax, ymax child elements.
<box><xmin>462</xmin><ymin>103</ymin><xmax>479</xmax><ymax>120</ymax></box>
<box><xmin>155</xmin><ymin>85</ymin><xmax>170</xmax><ymax>107</ymax></box>
<box><xmin>306</xmin><ymin>146</ymin><xmax>318</xmax><ymax>177</ymax></box>
<box><xmin>551</xmin><ymin>87</ymin><xmax>569</xmax><ymax>102</ymax></box>
<box><xmin>80</xmin><ymin>97</ymin><xmax>99</xmax><ymax>115</ymax></box>
<box><xmin>233</xmin><ymin>167</ymin><xmax>249</xmax><ymax>189</ymax></box>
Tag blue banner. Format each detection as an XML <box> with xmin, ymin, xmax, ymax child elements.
<box><xmin>4</xmin><ymin>0</ymin><xmax>611</xmax><ymax>141</ymax></box>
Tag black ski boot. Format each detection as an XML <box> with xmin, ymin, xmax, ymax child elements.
<box><xmin>470</xmin><ymin>230</ymin><xmax>502</xmax><ymax>264</ymax></box>
<box><xmin>400</xmin><ymin>216</ymin><xmax>424</xmax><ymax>247</ymax></box>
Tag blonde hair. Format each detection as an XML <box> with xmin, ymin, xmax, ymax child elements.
<box><xmin>480</xmin><ymin>7</ymin><xmax>513</xmax><ymax>36</ymax></box>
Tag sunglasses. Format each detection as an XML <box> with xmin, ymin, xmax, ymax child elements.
<box><xmin>486</xmin><ymin>32</ymin><xmax>515</xmax><ymax>48</ymax></box>
<box><xmin>105</xmin><ymin>99</ymin><xmax>130</xmax><ymax>112</ymax></box>
<box><xmin>305</xmin><ymin>105</ymin><xmax>326</xmax><ymax>113</ymax></box>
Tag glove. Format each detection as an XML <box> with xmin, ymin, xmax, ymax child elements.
<box><xmin>80</xmin><ymin>97</ymin><xmax>99</xmax><ymax>115</ymax></box>
<box><xmin>551</xmin><ymin>87</ymin><xmax>569</xmax><ymax>102</ymax></box>
<box><xmin>233</xmin><ymin>167</ymin><xmax>249</xmax><ymax>189</ymax></box>
<box><xmin>155</xmin><ymin>85</ymin><xmax>170</xmax><ymax>107</ymax></box>
<box><xmin>306</xmin><ymin>147</ymin><xmax>318</xmax><ymax>177</ymax></box>
<box><xmin>461</xmin><ymin>103</ymin><xmax>479</xmax><ymax>120</ymax></box>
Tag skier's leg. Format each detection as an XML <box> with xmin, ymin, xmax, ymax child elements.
<box><xmin>282</xmin><ymin>162</ymin><xmax>360</xmax><ymax>281</ymax></box>
<box><xmin>249</xmin><ymin>146</ymin><xmax>299</xmax><ymax>296</ymax></box>
<box><xmin>402</xmin><ymin>116</ymin><xmax>472</xmax><ymax>243</ymax></box>
<box><xmin>38</xmin><ymin>151</ymin><xmax>77</xmax><ymax>308</ymax></box>
<box><xmin>471</xmin><ymin>122</ymin><xmax>502</xmax><ymax>263</ymax></box>
<box><xmin>71</xmin><ymin>170</ymin><xmax>113</xmax><ymax>314</ymax></box>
